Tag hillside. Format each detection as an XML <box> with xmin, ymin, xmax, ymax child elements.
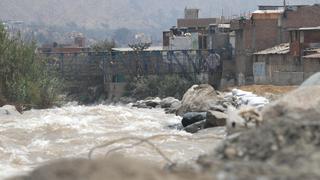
<box><xmin>0</xmin><ymin>0</ymin><xmax>317</xmax><ymax>30</ymax></box>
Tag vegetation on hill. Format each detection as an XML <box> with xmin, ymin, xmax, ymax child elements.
<box><xmin>91</xmin><ymin>39</ymin><xmax>117</xmax><ymax>52</ymax></box>
<box><xmin>0</xmin><ymin>24</ymin><xmax>60</xmax><ymax>109</ymax></box>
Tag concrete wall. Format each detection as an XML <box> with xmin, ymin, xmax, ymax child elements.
<box><xmin>253</xmin><ymin>54</ymin><xmax>320</xmax><ymax>85</ymax></box>
<box><xmin>303</xmin><ymin>58</ymin><xmax>320</xmax><ymax>79</ymax></box>
<box><xmin>169</xmin><ymin>36</ymin><xmax>193</xmax><ymax>50</ymax></box>
<box><xmin>272</xmin><ymin>71</ymin><xmax>304</xmax><ymax>85</ymax></box>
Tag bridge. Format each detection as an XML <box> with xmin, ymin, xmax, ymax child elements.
<box><xmin>41</xmin><ymin>49</ymin><xmax>226</xmax><ymax>100</ymax></box>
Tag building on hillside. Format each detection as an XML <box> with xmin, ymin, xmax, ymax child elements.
<box><xmin>38</xmin><ymin>34</ymin><xmax>88</xmax><ymax>54</ymax></box>
<box><xmin>231</xmin><ymin>4</ymin><xmax>320</xmax><ymax>85</ymax></box>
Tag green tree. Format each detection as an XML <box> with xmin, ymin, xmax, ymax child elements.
<box><xmin>0</xmin><ymin>24</ymin><xmax>60</xmax><ymax>108</ymax></box>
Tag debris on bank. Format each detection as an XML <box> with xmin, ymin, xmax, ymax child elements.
<box><xmin>194</xmin><ymin>73</ymin><xmax>320</xmax><ymax>179</ymax></box>
<box><xmin>225</xmin><ymin>89</ymin><xmax>269</xmax><ymax>109</ymax></box>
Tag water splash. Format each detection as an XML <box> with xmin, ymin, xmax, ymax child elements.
<box><xmin>0</xmin><ymin>105</ymin><xmax>225</xmax><ymax>179</ymax></box>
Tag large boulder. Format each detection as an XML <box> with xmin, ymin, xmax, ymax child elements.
<box><xmin>181</xmin><ymin>112</ymin><xmax>207</xmax><ymax>127</ymax></box>
<box><xmin>176</xmin><ymin>84</ymin><xmax>220</xmax><ymax>116</ymax></box>
<box><xmin>261</xmin><ymin>73</ymin><xmax>320</xmax><ymax>122</ymax></box>
<box><xmin>262</xmin><ymin>86</ymin><xmax>320</xmax><ymax>121</ymax></box>
<box><xmin>205</xmin><ymin>110</ymin><xmax>227</xmax><ymax>128</ymax></box>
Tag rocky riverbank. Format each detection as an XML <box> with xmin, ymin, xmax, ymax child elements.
<box><xmin>5</xmin><ymin>73</ymin><xmax>320</xmax><ymax>180</ymax></box>
<box><xmin>130</xmin><ymin>84</ymin><xmax>270</xmax><ymax>134</ymax></box>
<box><xmin>192</xmin><ymin>75</ymin><xmax>320</xmax><ymax>179</ymax></box>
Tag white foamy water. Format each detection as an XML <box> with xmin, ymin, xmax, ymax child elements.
<box><xmin>0</xmin><ymin>104</ymin><xmax>225</xmax><ymax>179</ymax></box>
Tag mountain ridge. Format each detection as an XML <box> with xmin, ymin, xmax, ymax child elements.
<box><xmin>0</xmin><ymin>0</ymin><xmax>318</xmax><ymax>30</ymax></box>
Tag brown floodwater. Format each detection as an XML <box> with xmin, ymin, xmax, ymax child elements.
<box><xmin>0</xmin><ymin>104</ymin><xmax>225</xmax><ymax>179</ymax></box>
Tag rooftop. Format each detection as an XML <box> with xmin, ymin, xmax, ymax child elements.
<box><xmin>252</xmin><ymin>9</ymin><xmax>284</xmax><ymax>14</ymax></box>
<box><xmin>112</xmin><ymin>46</ymin><xmax>163</xmax><ymax>52</ymax></box>
<box><xmin>258</xmin><ymin>5</ymin><xmax>306</xmax><ymax>10</ymax></box>
<box><xmin>218</xmin><ymin>24</ymin><xmax>231</xmax><ymax>29</ymax></box>
<box><xmin>254</xmin><ymin>43</ymin><xmax>290</xmax><ymax>55</ymax></box>
<box><xmin>303</xmin><ymin>53</ymin><xmax>320</xmax><ymax>59</ymax></box>
<box><xmin>288</xmin><ymin>26</ymin><xmax>320</xmax><ymax>31</ymax></box>
<box><xmin>300</xmin><ymin>26</ymin><xmax>320</xmax><ymax>31</ymax></box>
<box><xmin>177</xmin><ymin>18</ymin><xmax>217</xmax><ymax>28</ymax></box>
<box><xmin>251</xmin><ymin>9</ymin><xmax>284</xmax><ymax>20</ymax></box>
<box><xmin>304</xmin><ymin>48</ymin><xmax>320</xmax><ymax>59</ymax></box>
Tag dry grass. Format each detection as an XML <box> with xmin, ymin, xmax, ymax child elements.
<box><xmin>229</xmin><ymin>85</ymin><xmax>297</xmax><ymax>96</ymax></box>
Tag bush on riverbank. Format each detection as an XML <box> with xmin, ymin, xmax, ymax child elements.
<box><xmin>124</xmin><ymin>74</ymin><xmax>198</xmax><ymax>100</ymax></box>
<box><xmin>0</xmin><ymin>24</ymin><xmax>60</xmax><ymax>108</ymax></box>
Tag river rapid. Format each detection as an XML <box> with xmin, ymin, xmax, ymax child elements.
<box><xmin>0</xmin><ymin>104</ymin><xmax>225</xmax><ymax>179</ymax></box>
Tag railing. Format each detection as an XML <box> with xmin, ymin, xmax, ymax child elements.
<box><xmin>39</xmin><ymin>49</ymin><xmax>223</xmax><ymax>88</ymax></box>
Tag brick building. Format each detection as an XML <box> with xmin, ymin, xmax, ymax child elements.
<box><xmin>253</xmin><ymin>27</ymin><xmax>320</xmax><ymax>85</ymax></box>
<box><xmin>231</xmin><ymin>4</ymin><xmax>320</xmax><ymax>85</ymax></box>
<box><xmin>289</xmin><ymin>27</ymin><xmax>320</xmax><ymax>57</ymax></box>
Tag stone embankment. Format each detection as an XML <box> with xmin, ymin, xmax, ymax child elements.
<box><xmin>131</xmin><ymin>83</ymin><xmax>269</xmax><ymax>134</ymax></box>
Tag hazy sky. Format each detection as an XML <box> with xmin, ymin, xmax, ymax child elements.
<box><xmin>0</xmin><ymin>0</ymin><xmax>319</xmax><ymax>29</ymax></box>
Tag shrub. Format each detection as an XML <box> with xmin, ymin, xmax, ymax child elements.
<box><xmin>0</xmin><ymin>24</ymin><xmax>60</xmax><ymax>108</ymax></box>
<box><xmin>124</xmin><ymin>74</ymin><xmax>198</xmax><ymax>100</ymax></box>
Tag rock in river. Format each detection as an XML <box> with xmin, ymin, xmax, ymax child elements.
<box><xmin>181</xmin><ymin>112</ymin><xmax>207</xmax><ymax>127</ymax></box>
<box><xmin>133</xmin><ymin>97</ymin><xmax>161</xmax><ymax>109</ymax></box>
<box><xmin>161</xmin><ymin>97</ymin><xmax>181</xmax><ymax>114</ymax></box>
<box><xmin>205</xmin><ymin>110</ymin><xmax>227</xmax><ymax>128</ymax></box>
<box><xmin>160</xmin><ymin>97</ymin><xmax>180</xmax><ymax>109</ymax></box>
<box><xmin>176</xmin><ymin>84</ymin><xmax>220</xmax><ymax>116</ymax></box>
<box><xmin>184</xmin><ymin>120</ymin><xmax>206</xmax><ymax>134</ymax></box>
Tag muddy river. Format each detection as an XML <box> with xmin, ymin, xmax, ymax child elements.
<box><xmin>0</xmin><ymin>104</ymin><xmax>225</xmax><ymax>179</ymax></box>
